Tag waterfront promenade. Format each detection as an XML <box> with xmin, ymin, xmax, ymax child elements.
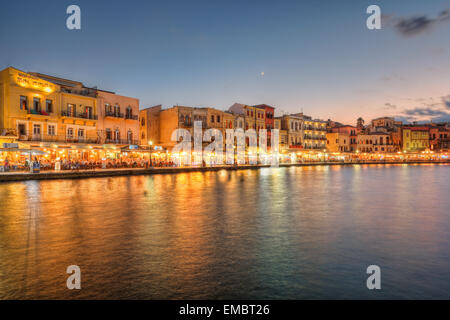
<box><xmin>0</xmin><ymin>160</ymin><xmax>448</xmax><ymax>182</ymax></box>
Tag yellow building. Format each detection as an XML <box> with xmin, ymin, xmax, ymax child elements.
<box><xmin>326</xmin><ymin>132</ymin><xmax>350</xmax><ymax>152</ymax></box>
<box><xmin>159</xmin><ymin>106</ymin><xmax>193</xmax><ymax>148</ymax></box>
<box><xmin>223</xmin><ymin>111</ymin><xmax>235</xmax><ymax>130</ymax></box>
<box><xmin>274</xmin><ymin>117</ymin><xmax>288</xmax><ymax>151</ymax></box>
<box><xmin>403</xmin><ymin>127</ymin><xmax>430</xmax><ymax>152</ymax></box>
<box><xmin>0</xmin><ymin>67</ymin><xmax>99</xmax><ymax>145</ymax></box>
<box><xmin>140</xmin><ymin>105</ymin><xmax>162</xmax><ymax>146</ymax></box>
<box><xmin>280</xmin><ymin>114</ymin><xmax>302</xmax><ymax>149</ymax></box>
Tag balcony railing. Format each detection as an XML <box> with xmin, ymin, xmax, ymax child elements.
<box><xmin>27</xmin><ymin>109</ymin><xmax>51</xmax><ymax>116</ymax></box>
<box><xmin>304</xmin><ymin>126</ymin><xmax>327</xmax><ymax>131</ymax></box>
<box><xmin>18</xmin><ymin>135</ymin><xmax>100</xmax><ymax>144</ymax></box>
<box><xmin>125</xmin><ymin>114</ymin><xmax>138</xmax><ymax>120</ymax></box>
<box><xmin>61</xmin><ymin>110</ymin><xmax>98</xmax><ymax>120</ymax></box>
<box><xmin>105</xmin><ymin>111</ymin><xmax>124</xmax><ymax>118</ymax></box>
<box><xmin>104</xmin><ymin>139</ymin><xmax>139</xmax><ymax>145</ymax></box>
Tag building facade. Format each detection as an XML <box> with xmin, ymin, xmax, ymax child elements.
<box><xmin>97</xmin><ymin>90</ymin><xmax>139</xmax><ymax>145</ymax></box>
<box><xmin>402</xmin><ymin>127</ymin><xmax>430</xmax><ymax>152</ymax></box>
<box><xmin>1</xmin><ymin>67</ymin><xmax>99</xmax><ymax>146</ymax></box>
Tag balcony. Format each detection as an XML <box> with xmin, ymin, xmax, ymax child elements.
<box><xmin>61</xmin><ymin>110</ymin><xmax>98</xmax><ymax>120</ymax></box>
<box><xmin>105</xmin><ymin>139</ymin><xmax>139</xmax><ymax>145</ymax></box>
<box><xmin>18</xmin><ymin>134</ymin><xmax>100</xmax><ymax>144</ymax></box>
<box><xmin>105</xmin><ymin>111</ymin><xmax>124</xmax><ymax>119</ymax></box>
<box><xmin>125</xmin><ymin>114</ymin><xmax>138</xmax><ymax>121</ymax></box>
<box><xmin>27</xmin><ymin>109</ymin><xmax>51</xmax><ymax>116</ymax></box>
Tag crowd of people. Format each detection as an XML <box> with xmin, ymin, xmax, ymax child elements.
<box><xmin>0</xmin><ymin>158</ymin><xmax>178</xmax><ymax>172</ymax></box>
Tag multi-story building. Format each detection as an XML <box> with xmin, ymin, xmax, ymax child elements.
<box><xmin>357</xmin><ymin>132</ymin><xmax>397</xmax><ymax>153</ymax></box>
<box><xmin>96</xmin><ymin>90</ymin><xmax>139</xmax><ymax>145</ymax></box>
<box><xmin>301</xmin><ymin>116</ymin><xmax>327</xmax><ymax>150</ymax></box>
<box><xmin>0</xmin><ymin>67</ymin><xmax>99</xmax><ymax>146</ymax></box>
<box><xmin>330</xmin><ymin>125</ymin><xmax>357</xmax><ymax>151</ymax></box>
<box><xmin>280</xmin><ymin>114</ymin><xmax>303</xmax><ymax>150</ymax></box>
<box><xmin>158</xmin><ymin>105</ymin><xmax>193</xmax><ymax>149</ymax></box>
<box><xmin>402</xmin><ymin>127</ymin><xmax>430</xmax><ymax>152</ymax></box>
<box><xmin>223</xmin><ymin>111</ymin><xmax>235</xmax><ymax>130</ymax></box>
<box><xmin>140</xmin><ymin>105</ymin><xmax>162</xmax><ymax>146</ymax></box>
<box><xmin>274</xmin><ymin>117</ymin><xmax>288</xmax><ymax>152</ymax></box>
<box><xmin>326</xmin><ymin>132</ymin><xmax>351</xmax><ymax>152</ymax></box>
<box><xmin>192</xmin><ymin>107</ymin><xmax>208</xmax><ymax>128</ymax></box>
<box><xmin>429</xmin><ymin>124</ymin><xmax>450</xmax><ymax>152</ymax></box>
<box><xmin>254</xmin><ymin>104</ymin><xmax>274</xmax><ymax>147</ymax></box>
<box><xmin>229</xmin><ymin>103</ymin><xmax>257</xmax><ymax>131</ymax></box>
<box><xmin>289</xmin><ymin>113</ymin><xmax>327</xmax><ymax>150</ymax></box>
<box><xmin>206</xmin><ymin>107</ymin><xmax>224</xmax><ymax>131</ymax></box>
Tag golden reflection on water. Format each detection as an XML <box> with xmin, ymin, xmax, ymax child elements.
<box><xmin>0</xmin><ymin>164</ymin><xmax>449</xmax><ymax>299</ymax></box>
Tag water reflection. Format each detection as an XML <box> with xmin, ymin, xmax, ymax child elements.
<box><xmin>0</xmin><ymin>164</ymin><xmax>449</xmax><ymax>299</ymax></box>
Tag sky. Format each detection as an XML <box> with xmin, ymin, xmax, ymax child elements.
<box><xmin>1</xmin><ymin>0</ymin><xmax>450</xmax><ymax>125</ymax></box>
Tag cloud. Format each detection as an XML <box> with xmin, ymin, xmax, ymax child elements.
<box><xmin>385</xmin><ymin>9</ymin><xmax>450</xmax><ymax>37</ymax></box>
<box><xmin>404</xmin><ymin>107</ymin><xmax>448</xmax><ymax>116</ymax></box>
<box><xmin>384</xmin><ymin>103</ymin><xmax>397</xmax><ymax>110</ymax></box>
<box><xmin>395</xmin><ymin>94</ymin><xmax>450</xmax><ymax>123</ymax></box>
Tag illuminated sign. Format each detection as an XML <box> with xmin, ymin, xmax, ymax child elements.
<box><xmin>14</xmin><ymin>72</ymin><xmax>56</xmax><ymax>93</ymax></box>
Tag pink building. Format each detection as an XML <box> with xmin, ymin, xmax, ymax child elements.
<box><xmin>97</xmin><ymin>90</ymin><xmax>140</xmax><ymax>145</ymax></box>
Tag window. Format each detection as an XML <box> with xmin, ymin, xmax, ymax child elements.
<box><xmin>217</xmin><ymin>115</ymin><xmax>220</xmax><ymax>123</ymax></box>
<box><xmin>141</xmin><ymin>118</ymin><xmax>146</xmax><ymax>126</ymax></box>
<box><xmin>114</xmin><ymin>129</ymin><xmax>120</xmax><ymax>141</ymax></box>
<box><xmin>114</xmin><ymin>104</ymin><xmax>120</xmax><ymax>116</ymax></box>
<box><xmin>211</xmin><ymin>115</ymin><xmax>214</xmax><ymax>123</ymax></box>
<box><xmin>20</xmin><ymin>96</ymin><xmax>28</xmax><ymax>110</ymax></box>
<box><xmin>126</xmin><ymin>107</ymin><xmax>133</xmax><ymax>118</ymax></box>
<box><xmin>67</xmin><ymin>128</ymin><xmax>74</xmax><ymax>138</ymax></box>
<box><xmin>78</xmin><ymin>129</ymin><xmax>85</xmax><ymax>138</ymax></box>
<box><xmin>67</xmin><ymin>104</ymin><xmax>75</xmax><ymax>117</ymax></box>
<box><xmin>33</xmin><ymin>124</ymin><xmax>41</xmax><ymax>135</ymax></box>
<box><xmin>33</xmin><ymin>98</ymin><xmax>41</xmax><ymax>112</ymax></box>
<box><xmin>46</xmin><ymin>99</ymin><xmax>53</xmax><ymax>113</ymax></box>
<box><xmin>106</xmin><ymin>129</ymin><xmax>112</xmax><ymax>140</ymax></box>
<box><xmin>127</xmin><ymin>130</ymin><xmax>133</xmax><ymax>143</ymax></box>
<box><xmin>85</xmin><ymin>106</ymin><xmax>93</xmax><ymax>119</ymax></box>
<box><xmin>18</xmin><ymin>124</ymin><xmax>26</xmax><ymax>135</ymax></box>
<box><xmin>105</xmin><ymin>103</ymin><xmax>112</xmax><ymax>113</ymax></box>
<box><xmin>48</xmin><ymin>125</ymin><xmax>56</xmax><ymax>136</ymax></box>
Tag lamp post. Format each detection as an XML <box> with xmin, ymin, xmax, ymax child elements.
<box><xmin>148</xmin><ymin>141</ymin><xmax>153</xmax><ymax>167</ymax></box>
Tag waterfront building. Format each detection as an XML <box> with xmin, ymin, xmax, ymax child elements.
<box><xmin>297</xmin><ymin>114</ymin><xmax>327</xmax><ymax>150</ymax></box>
<box><xmin>326</xmin><ymin>132</ymin><xmax>350</xmax><ymax>152</ymax></box>
<box><xmin>223</xmin><ymin>111</ymin><xmax>235</xmax><ymax>130</ymax></box>
<box><xmin>280</xmin><ymin>114</ymin><xmax>303</xmax><ymax>150</ymax></box>
<box><xmin>206</xmin><ymin>107</ymin><xmax>225</xmax><ymax>130</ymax></box>
<box><xmin>0</xmin><ymin>67</ymin><xmax>99</xmax><ymax>146</ymax></box>
<box><xmin>252</xmin><ymin>105</ymin><xmax>266</xmax><ymax>133</ymax></box>
<box><xmin>402</xmin><ymin>126</ymin><xmax>430</xmax><ymax>152</ymax></box>
<box><xmin>357</xmin><ymin>132</ymin><xmax>397</xmax><ymax>153</ymax></box>
<box><xmin>429</xmin><ymin>124</ymin><xmax>450</xmax><ymax>152</ymax></box>
<box><xmin>254</xmin><ymin>104</ymin><xmax>275</xmax><ymax>147</ymax></box>
<box><xmin>192</xmin><ymin>107</ymin><xmax>208</xmax><ymax>128</ymax></box>
<box><xmin>274</xmin><ymin>117</ymin><xmax>288</xmax><ymax>152</ymax></box>
<box><xmin>140</xmin><ymin>105</ymin><xmax>162</xmax><ymax>146</ymax></box>
<box><xmin>330</xmin><ymin>125</ymin><xmax>357</xmax><ymax>151</ymax></box>
<box><xmin>233</xmin><ymin>112</ymin><xmax>245</xmax><ymax>130</ymax></box>
<box><xmin>158</xmin><ymin>105</ymin><xmax>193</xmax><ymax>149</ymax></box>
<box><xmin>96</xmin><ymin>90</ymin><xmax>139</xmax><ymax>145</ymax></box>
<box><xmin>229</xmin><ymin>103</ymin><xmax>257</xmax><ymax>131</ymax></box>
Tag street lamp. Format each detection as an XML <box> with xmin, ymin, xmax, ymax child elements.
<box><xmin>148</xmin><ymin>141</ymin><xmax>153</xmax><ymax>167</ymax></box>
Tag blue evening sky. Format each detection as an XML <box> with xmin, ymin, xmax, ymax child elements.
<box><xmin>1</xmin><ymin>0</ymin><xmax>449</xmax><ymax>124</ymax></box>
